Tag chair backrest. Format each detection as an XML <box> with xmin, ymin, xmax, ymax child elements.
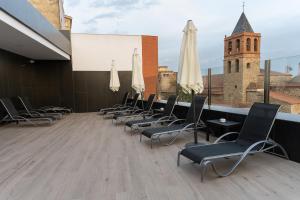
<box><xmin>18</xmin><ymin>96</ymin><xmax>33</xmax><ymax>113</ymax></box>
<box><xmin>122</xmin><ymin>92</ymin><xmax>130</xmax><ymax>105</ymax></box>
<box><xmin>0</xmin><ymin>98</ymin><xmax>20</xmax><ymax>119</ymax></box>
<box><xmin>236</xmin><ymin>103</ymin><xmax>280</xmax><ymax>146</ymax></box>
<box><xmin>185</xmin><ymin>96</ymin><xmax>207</xmax><ymax>124</ymax></box>
<box><xmin>144</xmin><ymin>94</ymin><xmax>156</xmax><ymax>111</ymax></box>
<box><xmin>131</xmin><ymin>93</ymin><xmax>140</xmax><ymax>108</ymax></box>
<box><xmin>163</xmin><ymin>95</ymin><xmax>178</xmax><ymax>116</ymax></box>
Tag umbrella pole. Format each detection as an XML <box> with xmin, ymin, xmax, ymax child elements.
<box><xmin>192</xmin><ymin>90</ymin><xmax>198</xmax><ymax>144</ymax></box>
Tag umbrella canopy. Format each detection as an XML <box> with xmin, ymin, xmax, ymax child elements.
<box><xmin>131</xmin><ymin>48</ymin><xmax>145</xmax><ymax>93</ymax></box>
<box><xmin>178</xmin><ymin>20</ymin><xmax>204</xmax><ymax>94</ymax></box>
<box><xmin>109</xmin><ymin>60</ymin><xmax>120</xmax><ymax>92</ymax></box>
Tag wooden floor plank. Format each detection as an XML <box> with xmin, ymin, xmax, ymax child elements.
<box><xmin>0</xmin><ymin>113</ymin><xmax>299</xmax><ymax>200</ymax></box>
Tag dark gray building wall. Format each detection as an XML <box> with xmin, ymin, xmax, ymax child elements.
<box><xmin>0</xmin><ymin>49</ymin><xmax>74</xmax><ymax>118</ymax></box>
<box><xmin>0</xmin><ymin>49</ymin><xmax>133</xmax><ymax>116</ymax></box>
<box><xmin>73</xmin><ymin>71</ymin><xmax>132</xmax><ymax>112</ymax></box>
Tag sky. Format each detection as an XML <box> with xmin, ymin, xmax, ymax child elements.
<box><xmin>64</xmin><ymin>0</ymin><xmax>300</xmax><ymax>72</ymax></box>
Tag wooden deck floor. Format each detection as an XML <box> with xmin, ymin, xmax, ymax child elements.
<box><xmin>0</xmin><ymin>113</ymin><xmax>300</xmax><ymax>200</ymax></box>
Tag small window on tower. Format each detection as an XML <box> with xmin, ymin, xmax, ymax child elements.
<box><xmin>246</xmin><ymin>38</ymin><xmax>251</xmax><ymax>51</ymax></box>
<box><xmin>235</xmin><ymin>59</ymin><xmax>239</xmax><ymax>72</ymax></box>
<box><xmin>228</xmin><ymin>41</ymin><xmax>232</xmax><ymax>54</ymax></box>
<box><xmin>254</xmin><ymin>39</ymin><xmax>258</xmax><ymax>52</ymax></box>
<box><xmin>236</xmin><ymin>39</ymin><xmax>240</xmax><ymax>52</ymax></box>
<box><xmin>228</xmin><ymin>61</ymin><xmax>232</xmax><ymax>73</ymax></box>
<box><xmin>247</xmin><ymin>63</ymin><xmax>251</xmax><ymax>69</ymax></box>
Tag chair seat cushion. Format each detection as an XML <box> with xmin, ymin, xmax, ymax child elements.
<box><xmin>142</xmin><ymin>124</ymin><xmax>189</xmax><ymax>138</ymax></box>
<box><xmin>125</xmin><ymin>118</ymin><xmax>158</xmax><ymax>127</ymax></box>
<box><xmin>113</xmin><ymin>110</ymin><xmax>142</xmax><ymax>119</ymax></box>
<box><xmin>181</xmin><ymin>142</ymin><xmax>249</xmax><ymax>163</ymax></box>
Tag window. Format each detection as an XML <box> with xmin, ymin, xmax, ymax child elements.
<box><xmin>235</xmin><ymin>59</ymin><xmax>239</xmax><ymax>72</ymax></box>
<box><xmin>236</xmin><ymin>39</ymin><xmax>240</xmax><ymax>52</ymax></box>
<box><xmin>246</xmin><ymin>38</ymin><xmax>251</xmax><ymax>51</ymax></box>
<box><xmin>247</xmin><ymin>63</ymin><xmax>251</xmax><ymax>69</ymax></box>
<box><xmin>228</xmin><ymin>41</ymin><xmax>232</xmax><ymax>54</ymax></box>
<box><xmin>228</xmin><ymin>61</ymin><xmax>232</xmax><ymax>73</ymax></box>
<box><xmin>254</xmin><ymin>39</ymin><xmax>258</xmax><ymax>52</ymax></box>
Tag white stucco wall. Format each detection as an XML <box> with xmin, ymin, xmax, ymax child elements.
<box><xmin>71</xmin><ymin>33</ymin><xmax>142</xmax><ymax>71</ymax></box>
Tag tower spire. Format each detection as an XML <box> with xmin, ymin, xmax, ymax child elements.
<box><xmin>243</xmin><ymin>2</ymin><xmax>245</xmax><ymax>12</ymax></box>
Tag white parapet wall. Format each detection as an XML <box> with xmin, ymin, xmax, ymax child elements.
<box><xmin>71</xmin><ymin>33</ymin><xmax>143</xmax><ymax>71</ymax></box>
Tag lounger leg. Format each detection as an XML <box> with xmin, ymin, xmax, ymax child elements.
<box><xmin>177</xmin><ymin>151</ymin><xmax>181</xmax><ymax>166</ymax></box>
<box><xmin>200</xmin><ymin>161</ymin><xmax>209</xmax><ymax>182</ymax></box>
<box><xmin>271</xmin><ymin>141</ymin><xmax>289</xmax><ymax>159</ymax></box>
<box><xmin>151</xmin><ymin>138</ymin><xmax>153</xmax><ymax>149</ymax></box>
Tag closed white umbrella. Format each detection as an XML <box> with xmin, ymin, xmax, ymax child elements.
<box><xmin>178</xmin><ymin>20</ymin><xmax>204</xmax><ymax>94</ymax></box>
<box><xmin>109</xmin><ymin>60</ymin><xmax>120</xmax><ymax>92</ymax></box>
<box><xmin>131</xmin><ymin>48</ymin><xmax>145</xmax><ymax>94</ymax></box>
<box><xmin>178</xmin><ymin>20</ymin><xmax>203</xmax><ymax>145</ymax></box>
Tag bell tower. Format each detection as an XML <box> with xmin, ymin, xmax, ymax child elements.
<box><xmin>224</xmin><ymin>12</ymin><xmax>261</xmax><ymax>104</ymax></box>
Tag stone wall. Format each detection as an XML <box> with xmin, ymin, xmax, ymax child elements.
<box><xmin>257</xmin><ymin>74</ymin><xmax>292</xmax><ymax>88</ymax></box>
<box><xmin>157</xmin><ymin>71</ymin><xmax>176</xmax><ymax>100</ymax></box>
<box><xmin>28</xmin><ymin>0</ymin><xmax>62</xmax><ymax>29</ymax></box>
<box><xmin>271</xmin><ymin>86</ymin><xmax>300</xmax><ymax>99</ymax></box>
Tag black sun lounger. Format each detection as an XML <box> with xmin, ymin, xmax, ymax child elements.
<box><xmin>124</xmin><ymin>95</ymin><xmax>178</xmax><ymax>131</ymax></box>
<box><xmin>18</xmin><ymin>96</ymin><xmax>62</xmax><ymax>120</ymax></box>
<box><xmin>21</xmin><ymin>96</ymin><xmax>71</xmax><ymax>114</ymax></box>
<box><xmin>0</xmin><ymin>98</ymin><xmax>53</xmax><ymax>125</ymax></box>
<box><xmin>141</xmin><ymin>96</ymin><xmax>207</xmax><ymax>148</ymax></box>
<box><xmin>112</xmin><ymin>94</ymin><xmax>156</xmax><ymax>124</ymax></box>
<box><xmin>105</xmin><ymin>93</ymin><xmax>140</xmax><ymax>118</ymax></box>
<box><xmin>178</xmin><ymin>103</ymin><xmax>289</xmax><ymax>182</ymax></box>
<box><xmin>98</xmin><ymin>92</ymin><xmax>130</xmax><ymax>115</ymax></box>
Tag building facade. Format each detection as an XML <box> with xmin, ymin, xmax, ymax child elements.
<box><xmin>157</xmin><ymin>66</ymin><xmax>177</xmax><ymax>100</ymax></box>
<box><xmin>28</xmin><ymin>0</ymin><xmax>72</xmax><ymax>30</ymax></box>
<box><xmin>202</xmin><ymin>11</ymin><xmax>300</xmax><ymax>113</ymax></box>
<box><xmin>224</xmin><ymin>12</ymin><xmax>261</xmax><ymax>104</ymax></box>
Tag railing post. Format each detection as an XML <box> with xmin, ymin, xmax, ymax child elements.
<box><xmin>264</xmin><ymin>60</ymin><xmax>271</xmax><ymax>104</ymax></box>
<box><xmin>208</xmin><ymin>68</ymin><xmax>212</xmax><ymax>109</ymax></box>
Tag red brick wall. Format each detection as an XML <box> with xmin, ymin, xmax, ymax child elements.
<box><xmin>142</xmin><ymin>35</ymin><xmax>158</xmax><ymax>99</ymax></box>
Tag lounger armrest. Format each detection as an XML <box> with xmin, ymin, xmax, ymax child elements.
<box><xmin>157</xmin><ymin>115</ymin><xmax>174</xmax><ymax>121</ymax></box>
<box><xmin>33</xmin><ymin>108</ymin><xmax>46</xmax><ymax>113</ymax></box>
<box><xmin>132</xmin><ymin>109</ymin><xmax>143</xmax><ymax>114</ymax></box>
<box><xmin>112</xmin><ymin>104</ymin><xmax>123</xmax><ymax>108</ymax></box>
<box><xmin>149</xmin><ymin>113</ymin><xmax>163</xmax><ymax>118</ymax></box>
<box><xmin>182</xmin><ymin>123</ymin><xmax>195</xmax><ymax>130</ymax></box>
<box><xmin>241</xmin><ymin>140</ymin><xmax>271</xmax><ymax>157</ymax></box>
<box><xmin>30</xmin><ymin>110</ymin><xmax>43</xmax><ymax>116</ymax></box>
<box><xmin>168</xmin><ymin>119</ymin><xmax>185</xmax><ymax>126</ymax></box>
<box><xmin>214</xmin><ymin>132</ymin><xmax>240</xmax><ymax>144</ymax></box>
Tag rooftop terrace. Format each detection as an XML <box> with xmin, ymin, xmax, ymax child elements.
<box><xmin>0</xmin><ymin>113</ymin><xmax>300</xmax><ymax>200</ymax></box>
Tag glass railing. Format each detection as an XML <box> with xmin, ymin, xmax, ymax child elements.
<box><xmin>157</xmin><ymin>55</ymin><xmax>300</xmax><ymax>114</ymax></box>
<box><xmin>269</xmin><ymin>55</ymin><xmax>300</xmax><ymax>114</ymax></box>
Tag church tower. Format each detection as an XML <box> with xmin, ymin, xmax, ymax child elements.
<box><xmin>223</xmin><ymin>12</ymin><xmax>261</xmax><ymax>104</ymax></box>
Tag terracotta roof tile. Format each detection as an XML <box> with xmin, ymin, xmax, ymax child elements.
<box><xmin>270</xmin><ymin>91</ymin><xmax>300</xmax><ymax>104</ymax></box>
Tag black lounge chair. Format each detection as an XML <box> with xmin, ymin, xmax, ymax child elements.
<box><xmin>113</xmin><ymin>94</ymin><xmax>156</xmax><ymax>124</ymax></box>
<box><xmin>0</xmin><ymin>98</ymin><xmax>53</xmax><ymax>125</ymax></box>
<box><xmin>20</xmin><ymin>96</ymin><xmax>71</xmax><ymax>114</ymax></box>
<box><xmin>141</xmin><ymin>96</ymin><xmax>207</xmax><ymax>148</ymax></box>
<box><xmin>105</xmin><ymin>93</ymin><xmax>140</xmax><ymax>118</ymax></box>
<box><xmin>98</xmin><ymin>92</ymin><xmax>130</xmax><ymax>115</ymax></box>
<box><xmin>124</xmin><ymin>95</ymin><xmax>178</xmax><ymax>131</ymax></box>
<box><xmin>177</xmin><ymin>103</ymin><xmax>289</xmax><ymax>182</ymax></box>
<box><xmin>18</xmin><ymin>96</ymin><xmax>62</xmax><ymax>120</ymax></box>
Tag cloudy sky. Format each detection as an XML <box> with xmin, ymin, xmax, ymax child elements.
<box><xmin>64</xmin><ymin>0</ymin><xmax>300</xmax><ymax>71</ymax></box>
